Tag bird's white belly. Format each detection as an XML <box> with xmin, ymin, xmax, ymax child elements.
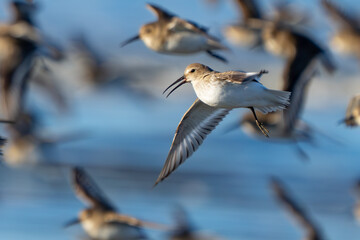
<box><xmin>163</xmin><ymin>32</ymin><xmax>208</xmax><ymax>53</ymax></box>
<box><xmin>83</xmin><ymin>221</ymin><xmax>144</xmax><ymax>240</ymax></box>
<box><xmin>195</xmin><ymin>81</ymin><xmax>267</xmax><ymax>108</ymax></box>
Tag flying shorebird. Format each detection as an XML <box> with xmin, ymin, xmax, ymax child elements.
<box><xmin>121</xmin><ymin>3</ymin><xmax>228</xmax><ymax>62</ymax></box>
<box><xmin>155</xmin><ymin>63</ymin><xmax>291</xmax><ymax>185</ymax></box>
<box><xmin>270</xmin><ymin>177</ymin><xmax>325</xmax><ymax>240</ymax></box>
<box><xmin>65</xmin><ymin>167</ymin><xmax>167</xmax><ymax>240</ymax></box>
<box><xmin>340</xmin><ymin>95</ymin><xmax>360</xmax><ymax>127</ymax></box>
<box><xmin>321</xmin><ymin>0</ymin><xmax>360</xmax><ymax>60</ymax></box>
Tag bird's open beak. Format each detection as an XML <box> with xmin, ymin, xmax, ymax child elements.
<box><xmin>63</xmin><ymin>218</ymin><xmax>80</xmax><ymax>228</ymax></box>
<box><xmin>163</xmin><ymin>76</ymin><xmax>187</xmax><ymax>98</ymax></box>
<box><xmin>120</xmin><ymin>35</ymin><xmax>140</xmax><ymax>47</ymax></box>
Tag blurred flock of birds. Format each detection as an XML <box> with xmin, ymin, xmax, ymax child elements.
<box><xmin>1</xmin><ymin>0</ymin><xmax>360</xmax><ymax>239</ymax></box>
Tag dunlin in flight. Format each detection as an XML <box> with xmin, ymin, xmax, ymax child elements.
<box><xmin>321</xmin><ymin>0</ymin><xmax>360</xmax><ymax>60</ymax></box>
<box><xmin>340</xmin><ymin>95</ymin><xmax>360</xmax><ymax>127</ymax></box>
<box><xmin>121</xmin><ymin>3</ymin><xmax>228</xmax><ymax>62</ymax></box>
<box><xmin>270</xmin><ymin>177</ymin><xmax>325</xmax><ymax>240</ymax></box>
<box><xmin>65</xmin><ymin>167</ymin><xmax>166</xmax><ymax>240</ymax></box>
<box><xmin>155</xmin><ymin>63</ymin><xmax>291</xmax><ymax>185</ymax></box>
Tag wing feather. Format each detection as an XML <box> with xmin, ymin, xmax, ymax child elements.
<box><xmin>155</xmin><ymin>99</ymin><xmax>230</xmax><ymax>185</ymax></box>
<box><xmin>72</xmin><ymin>167</ymin><xmax>116</xmax><ymax>211</ymax></box>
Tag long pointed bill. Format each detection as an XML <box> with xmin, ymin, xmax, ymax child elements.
<box><xmin>63</xmin><ymin>218</ymin><xmax>80</xmax><ymax>228</ymax></box>
<box><xmin>163</xmin><ymin>76</ymin><xmax>186</xmax><ymax>98</ymax></box>
<box><xmin>120</xmin><ymin>35</ymin><xmax>140</xmax><ymax>47</ymax></box>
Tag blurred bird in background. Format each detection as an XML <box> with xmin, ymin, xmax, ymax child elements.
<box><xmin>270</xmin><ymin>177</ymin><xmax>325</xmax><ymax>240</ymax></box>
<box><xmin>121</xmin><ymin>3</ymin><xmax>229</xmax><ymax>62</ymax></box>
<box><xmin>340</xmin><ymin>95</ymin><xmax>360</xmax><ymax>127</ymax></box>
<box><xmin>65</xmin><ymin>167</ymin><xmax>167</xmax><ymax>240</ymax></box>
<box><xmin>321</xmin><ymin>0</ymin><xmax>360</xmax><ymax>61</ymax></box>
<box><xmin>168</xmin><ymin>205</ymin><xmax>224</xmax><ymax>240</ymax></box>
<box><xmin>0</xmin><ymin>0</ymin><xmax>65</xmax><ymax>120</ymax></box>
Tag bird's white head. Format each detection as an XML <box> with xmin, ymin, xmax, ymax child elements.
<box><xmin>163</xmin><ymin>63</ymin><xmax>213</xmax><ymax>97</ymax></box>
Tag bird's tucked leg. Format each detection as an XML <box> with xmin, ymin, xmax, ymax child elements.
<box><xmin>249</xmin><ymin>107</ymin><xmax>269</xmax><ymax>137</ymax></box>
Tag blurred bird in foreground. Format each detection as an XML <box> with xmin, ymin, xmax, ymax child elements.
<box><xmin>340</xmin><ymin>95</ymin><xmax>360</xmax><ymax>127</ymax></box>
<box><xmin>155</xmin><ymin>63</ymin><xmax>290</xmax><ymax>185</ymax></box>
<box><xmin>168</xmin><ymin>205</ymin><xmax>224</xmax><ymax>240</ymax></box>
<box><xmin>65</xmin><ymin>167</ymin><xmax>167</xmax><ymax>240</ymax></box>
<box><xmin>0</xmin><ymin>0</ymin><xmax>64</xmax><ymax>120</ymax></box>
<box><xmin>321</xmin><ymin>0</ymin><xmax>360</xmax><ymax>60</ymax></box>
<box><xmin>121</xmin><ymin>3</ymin><xmax>228</xmax><ymax>62</ymax></box>
<box><xmin>270</xmin><ymin>177</ymin><xmax>325</xmax><ymax>240</ymax></box>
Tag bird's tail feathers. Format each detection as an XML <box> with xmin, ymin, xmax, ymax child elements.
<box><xmin>256</xmin><ymin>90</ymin><xmax>291</xmax><ymax>114</ymax></box>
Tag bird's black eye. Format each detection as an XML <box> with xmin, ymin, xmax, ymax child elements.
<box><xmin>190</xmin><ymin>69</ymin><xmax>195</xmax><ymax>73</ymax></box>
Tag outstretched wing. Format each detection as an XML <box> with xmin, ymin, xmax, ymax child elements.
<box><xmin>167</xmin><ymin>17</ymin><xmax>209</xmax><ymax>36</ymax></box>
<box><xmin>281</xmin><ymin>35</ymin><xmax>322</xmax><ymax>132</ymax></box>
<box><xmin>270</xmin><ymin>177</ymin><xmax>324</xmax><ymax>239</ymax></box>
<box><xmin>321</xmin><ymin>0</ymin><xmax>360</xmax><ymax>31</ymax></box>
<box><xmin>146</xmin><ymin>3</ymin><xmax>175</xmax><ymax>20</ymax></box>
<box><xmin>155</xmin><ymin>99</ymin><xmax>230</xmax><ymax>186</ymax></box>
<box><xmin>72</xmin><ymin>167</ymin><xmax>116</xmax><ymax>211</ymax></box>
<box><xmin>234</xmin><ymin>0</ymin><xmax>262</xmax><ymax>22</ymax></box>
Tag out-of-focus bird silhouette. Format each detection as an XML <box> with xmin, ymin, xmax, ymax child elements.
<box><xmin>168</xmin><ymin>205</ymin><xmax>224</xmax><ymax>240</ymax></box>
<box><xmin>121</xmin><ymin>3</ymin><xmax>228</xmax><ymax>62</ymax></box>
<box><xmin>231</xmin><ymin>16</ymin><xmax>336</xmax><ymax>159</ymax></box>
<box><xmin>270</xmin><ymin>177</ymin><xmax>325</xmax><ymax>240</ymax></box>
<box><xmin>340</xmin><ymin>95</ymin><xmax>360</xmax><ymax>127</ymax></box>
<box><xmin>223</xmin><ymin>0</ymin><xmax>264</xmax><ymax>49</ymax></box>
<box><xmin>321</xmin><ymin>0</ymin><xmax>360</xmax><ymax>60</ymax></box>
<box><xmin>0</xmin><ymin>0</ymin><xmax>65</xmax><ymax>120</ymax></box>
<box><xmin>2</xmin><ymin>110</ymin><xmax>86</xmax><ymax>167</ymax></box>
<box><xmin>223</xmin><ymin>0</ymin><xmax>310</xmax><ymax>49</ymax></box>
<box><xmin>65</xmin><ymin>167</ymin><xmax>167</xmax><ymax>240</ymax></box>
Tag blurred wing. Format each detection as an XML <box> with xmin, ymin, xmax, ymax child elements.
<box><xmin>155</xmin><ymin>99</ymin><xmax>230</xmax><ymax>185</ymax></box>
<box><xmin>282</xmin><ymin>47</ymin><xmax>318</xmax><ymax>132</ymax></box>
<box><xmin>72</xmin><ymin>167</ymin><xmax>116</xmax><ymax>211</ymax></box>
<box><xmin>321</xmin><ymin>0</ymin><xmax>360</xmax><ymax>30</ymax></box>
<box><xmin>167</xmin><ymin>17</ymin><xmax>209</xmax><ymax>35</ymax></box>
<box><xmin>235</xmin><ymin>0</ymin><xmax>262</xmax><ymax>21</ymax></box>
<box><xmin>104</xmin><ymin>212</ymin><xmax>168</xmax><ymax>230</ymax></box>
<box><xmin>270</xmin><ymin>177</ymin><xmax>322</xmax><ymax>238</ymax></box>
<box><xmin>146</xmin><ymin>3</ymin><xmax>175</xmax><ymax>20</ymax></box>
<box><xmin>346</xmin><ymin>95</ymin><xmax>360</xmax><ymax>118</ymax></box>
